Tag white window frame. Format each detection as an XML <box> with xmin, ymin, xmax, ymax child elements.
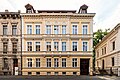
<box><xmin>35</xmin><ymin>25</ymin><xmax>40</xmax><ymax>34</ymax></box>
<box><xmin>72</xmin><ymin>25</ymin><xmax>78</xmax><ymax>34</ymax></box>
<box><xmin>82</xmin><ymin>41</ymin><xmax>88</xmax><ymax>51</ymax></box>
<box><xmin>82</xmin><ymin>24</ymin><xmax>88</xmax><ymax>34</ymax></box>
<box><xmin>26</xmin><ymin>24</ymin><xmax>32</xmax><ymax>34</ymax></box>
<box><xmin>72</xmin><ymin>41</ymin><xmax>78</xmax><ymax>51</ymax></box>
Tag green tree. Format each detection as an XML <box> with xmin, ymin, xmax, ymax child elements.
<box><xmin>93</xmin><ymin>29</ymin><xmax>110</xmax><ymax>72</ymax></box>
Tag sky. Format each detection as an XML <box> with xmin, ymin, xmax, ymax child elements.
<box><xmin>0</xmin><ymin>0</ymin><xmax>120</xmax><ymax>32</ymax></box>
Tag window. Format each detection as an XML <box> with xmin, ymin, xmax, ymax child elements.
<box><xmin>73</xmin><ymin>72</ymin><xmax>77</xmax><ymax>75</ymax></box>
<box><xmin>3</xmin><ymin>42</ymin><xmax>8</xmax><ymax>54</ymax></box>
<box><xmin>112</xmin><ymin>41</ymin><xmax>115</xmax><ymax>50</ymax></box>
<box><xmin>28</xmin><ymin>72</ymin><xmax>32</xmax><ymax>75</ymax></box>
<box><xmin>54</xmin><ymin>58</ymin><xmax>59</xmax><ymax>67</ymax></box>
<box><xmin>3</xmin><ymin>58</ymin><xmax>8</xmax><ymax>68</ymax></box>
<box><xmin>36</xmin><ymin>58</ymin><xmax>40</xmax><ymax>67</ymax></box>
<box><xmin>62</xmin><ymin>58</ymin><xmax>66</xmax><ymax>67</ymax></box>
<box><xmin>36</xmin><ymin>25</ymin><xmax>40</xmax><ymax>34</ymax></box>
<box><xmin>36</xmin><ymin>72</ymin><xmax>40</xmax><ymax>75</ymax></box>
<box><xmin>54</xmin><ymin>42</ymin><xmax>59</xmax><ymax>51</ymax></box>
<box><xmin>47</xmin><ymin>58</ymin><xmax>51</xmax><ymax>67</ymax></box>
<box><xmin>62</xmin><ymin>25</ymin><xmax>66</xmax><ymax>34</ymax></box>
<box><xmin>72</xmin><ymin>25</ymin><xmax>77</xmax><ymax>34</ymax></box>
<box><xmin>54</xmin><ymin>25</ymin><xmax>59</xmax><ymax>34</ymax></box>
<box><xmin>97</xmin><ymin>50</ymin><xmax>99</xmax><ymax>58</ymax></box>
<box><xmin>12</xmin><ymin>25</ymin><xmax>17</xmax><ymax>35</ymax></box>
<box><xmin>72</xmin><ymin>42</ymin><xmax>77</xmax><ymax>51</ymax></box>
<box><xmin>46</xmin><ymin>42</ymin><xmax>51</xmax><ymax>51</ymax></box>
<box><xmin>72</xmin><ymin>58</ymin><xmax>77</xmax><ymax>67</ymax></box>
<box><xmin>3</xmin><ymin>25</ymin><xmax>7</xmax><ymax>35</ymax></box>
<box><xmin>62</xmin><ymin>42</ymin><xmax>66</xmax><ymax>51</ymax></box>
<box><xmin>112</xmin><ymin>57</ymin><xmax>114</xmax><ymax>66</ymax></box>
<box><xmin>36</xmin><ymin>42</ymin><xmax>40</xmax><ymax>51</ymax></box>
<box><xmin>28</xmin><ymin>58</ymin><xmax>32</xmax><ymax>67</ymax></box>
<box><xmin>47</xmin><ymin>72</ymin><xmax>51</xmax><ymax>75</ymax></box>
<box><xmin>12</xmin><ymin>43</ymin><xmax>17</xmax><ymax>54</ymax></box>
<box><xmin>62</xmin><ymin>72</ymin><xmax>66</xmax><ymax>75</ymax></box>
<box><xmin>27</xmin><ymin>42</ymin><xmax>32</xmax><ymax>51</ymax></box>
<box><xmin>83</xmin><ymin>42</ymin><xmax>87</xmax><ymax>51</ymax></box>
<box><xmin>102</xmin><ymin>48</ymin><xmax>104</xmax><ymax>55</ymax></box>
<box><xmin>54</xmin><ymin>72</ymin><xmax>58</xmax><ymax>75</ymax></box>
<box><xmin>27</xmin><ymin>25</ymin><xmax>32</xmax><ymax>34</ymax></box>
<box><xmin>83</xmin><ymin>25</ymin><xmax>87</xmax><ymax>34</ymax></box>
<box><xmin>104</xmin><ymin>47</ymin><xmax>106</xmax><ymax>54</ymax></box>
<box><xmin>46</xmin><ymin>25</ymin><xmax>51</xmax><ymax>34</ymax></box>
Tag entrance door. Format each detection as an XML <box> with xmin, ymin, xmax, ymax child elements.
<box><xmin>13</xmin><ymin>59</ymin><xmax>18</xmax><ymax>75</ymax></box>
<box><xmin>102</xmin><ymin>60</ymin><xmax>104</xmax><ymax>69</ymax></box>
<box><xmin>80</xmin><ymin>59</ymin><xmax>89</xmax><ymax>75</ymax></box>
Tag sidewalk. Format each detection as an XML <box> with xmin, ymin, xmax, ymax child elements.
<box><xmin>97</xmin><ymin>75</ymin><xmax>120</xmax><ymax>80</ymax></box>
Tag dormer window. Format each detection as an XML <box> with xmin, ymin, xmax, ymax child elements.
<box><xmin>27</xmin><ymin>9</ymin><xmax>32</xmax><ymax>13</ymax></box>
<box><xmin>25</xmin><ymin>3</ymin><xmax>35</xmax><ymax>13</ymax></box>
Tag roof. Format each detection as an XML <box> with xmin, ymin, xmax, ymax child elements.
<box><xmin>95</xmin><ymin>23</ymin><xmax>120</xmax><ymax>49</ymax></box>
<box><xmin>37</xmin><ymin>10</ymin><xmax>76</xmax><ymax>13</ymax></box>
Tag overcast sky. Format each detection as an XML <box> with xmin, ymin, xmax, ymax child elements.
<box><xmin>0</xmin><ymin>0</ymin><xmax>120</xmax><ymax>32</ymax></box>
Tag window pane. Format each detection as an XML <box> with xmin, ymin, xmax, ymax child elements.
<box><xmin>62</xmin><ymin>42</ymin><xmax>66</xmax><ymax>51</ymax></box>
<box><xmin>27</xmin><ymin>42</ymin><xmax>32</xmax><ymax>51</ymax></box>
<box><xmin>72</xmin><ymin>42</ymin><xmax>77</xmax><ymax>51</ymax></box>
<box><xmin>36</xmin><ymin>42</ymin><xmax>40</xmax><ymax>51</ymax></box>
<box><xmin>3</xmin><ymin>25</ymin><xmax>7</xmax><ymax>35</ymax></box>
<box><xmin>62</xmin><ymin>58</ymin><xmax>66</xmax><ymax>67</ymax></box>
<box><xmin>12</xmin><ymin>25</ymin><xmax>17</xmax><ymax>35</ymax></box>
<box><xmin>83</xmin><ymin>42</ymin><xmax>87</xmax><ymax>51</ymax></box>
<box><xmin>27</xmin><ymin>25</ymin><xmax>32</xmax><ymax>34</ymax></box>
<box><xmin>72</xmin><ymin>25</ymin><xmax>77</xmax><ymax>34</ymax></box>
<box><xmin>54</xmin><ymin>42</ymin><xmax>59</xmax><ymax>51</ymax></box>
<box><xmin>46</xmin><ymin>42</ymin><xmax>51</xmax><ymax>51</ymax></box>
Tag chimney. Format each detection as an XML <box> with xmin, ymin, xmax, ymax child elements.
<box><xmin>78</xmin><ymin>4</ymin><xmax>88</xmax><ymax>14</ymax></box>
<box><xmin>5</xmin><ymin>9</ymin><xmax>9</xmax><ymax>12</ymax></box>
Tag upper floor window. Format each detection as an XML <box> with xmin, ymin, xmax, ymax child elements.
<box><xmin>46</xmin><ymin>25</ymin><xmax>51</xmax><ymax>34</ymax></box>
<box><xmin>72</xmin><ymin>42</ymin><xmax>77</xmax><ymax>51</ymax></box>
<box><xmin>36</xmin><ymin>58</ymin><xmax>40</xmax><ymax>67</ymax></box>
<box><xmin>27</xmin><ymin>25</ymin><xmax>32</xmax><ymax>34</ymax></box>
<box><xmin>112</xmin><ymin>57</ymin><xmax>114</xmax><ymax>66</ymax></box>
<box><xmin>83</xmin><ymin>25</ymin><xmax>88</xmax><ymax>34</ymax></box>
<box><xmin>36</xmin><ymin>25</ymin><xmax>40</xmax><ymax>34</ymax></box>
<box><xmin>47</xmin><ymin>58</ymin><xmax>51</xmax><ymax>67</ymax></box>
<box><xmin>36</xmin><ymin>42</ymin><xmax>40</xmax><ymax>51</ymax></box>
<box><xmin>62</xmin><ymin>58</ymin><xmax>66</xmax><ymax>67</ymax></box>
<box><xmin>112</xmin><ymin>41</ymin><xmax>115</xmax><ymax>50</ymax></box>
<box><xmin>46</xmin><ymin>42</ymin><xmax>51</xmax><ymax>51</ymax></box>
<box><xmin>3</xmin><ymin>42</ymin><xmax>8</xmax><ymax>54</ymax></box>
<box><xmin>28</xmin><ymin>58</ymin><xmax>32</xmax><ymax>67</ymax></box>
<box><xmin>3</xmin><ymin>25</ymin><xmax>7</xmax><ymax>35</ymax></box>
<box><xmin>83</xmin><ymin>42</ymin><xmax>87</xmax><ymax>51</ymax></box>
<box><xmin>54</xmin><ymin>25</ymin><xmax>59</xmax><ymax>34</ymax></box>
<box><xmin>12</xmin><ymin>25</ymin><xmax>17</xmax><ymax>35</ymax></box>
<box><xmin>54</xmin><ymin>42</ymin><xmax>59</xmax><ymax>51</ymax></box>
<box><xmin>62</xmin><ymin>42</ymin><xmax>66</xmax><ymax>51</ymax></box>
<box><xmin>54</xmin><ymin>58</ymin><xmax>59</xmax><ymax>67</ymax></box>
<box><xmin>104</xmin><ymin>47</ymin><xmax>106</xmax><ymax>54</ymax></box>
<box><xmin>62</xmin><ymin>25</ymin><xmax>66</xmax><ymax>34</ymax></box>
<box><xmin>97</xmin><ymin>50</ymin><xmax>99</xmax><ymax>58</ymax></box>
<box><xmin>12</xmin><ymin>43</ymin><xmax>17</xmax><ymax>54</ymax></box>
<box><xmin>72</xmin><ymin>58</ymin><xmax>77</xmax><ymax>67</ymax></box>
<box><xmin>72</xmin><ymin>25</ymin><xmax>77</xmax><ymax>34</ymax></box>
<box><xmin>27</xmin><ymin>42</ymin><xmax>32</xmax><ymax>51</ymax></box>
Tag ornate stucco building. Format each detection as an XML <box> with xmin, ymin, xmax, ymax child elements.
<box><xmin>0</xmin><ymin>10</ymin><xmax>22</xmax><ymax>75</ymax></box>
<box><xmin>95</xmin><ymin>23</ymin><xmax>120</xmax><ymax>75</ymax></box>
<box><xmin>21</xmin><ymin>4</ymin><xmax>95</xmax><ymax>75</ymax></box>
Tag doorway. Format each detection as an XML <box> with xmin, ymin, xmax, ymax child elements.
<box><xmin>80</xmin><ymin>59</ymin><xmax>89</xmax><ymax>75</ymax></box>
<box><xmin>13</xmin><ymin>59</ymin><xmax>18</xmax><ymax>75</ymax></box>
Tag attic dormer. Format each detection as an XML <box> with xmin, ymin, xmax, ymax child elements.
<box><xmin>25</xmin><ymin>3</ymin><xmax>36</xmax><ymax>13</ymax></box>
<box><xmin>78</xmin><ymin>4</ymin><xmax>88</xmax><ymax>14</ymax></box>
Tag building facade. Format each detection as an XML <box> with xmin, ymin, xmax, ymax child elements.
<box><xmin>0</xmin><ymin>10</ymin><xmax>22</xmax><ymax>75</ymax></box>
<box><xmin>21</xmin><ymin>4</ymin><xmax>95</xmax><ymax>75</ymax></box>
<box><xmin>95</xmin><ymin>23</ymin><xmax>120</xmax><ymax>75</ymax></box>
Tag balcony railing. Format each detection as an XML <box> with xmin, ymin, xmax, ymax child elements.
<box><xmin>23</xmin><ymin>34</ymin><xmax>92</xmax><ymax>39</ymax></box>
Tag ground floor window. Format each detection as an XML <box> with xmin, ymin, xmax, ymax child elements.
<box><xmin>62</xmin><ymin>72</ymin><xmax>66</xmax><ymax>75</ymax></box>
<box><xmin>28</xmin><ymin>72</ymin><xmax>32</xmax><ymax>75</ymax></box>
<box><xmin>47</xmin><ymin>72</ymin><xmax>51</xmax><ymax>75</ymax></box>
<box><xmin>54</xmin><ymin>72</ymin><xmax>58</xmax><ymax>75</ymax></box>
<box><xmin>36</xmin><ymin>72</ymin><xmax>40</xmax><ymax>75</ymax></box>
<box><xmin>73</xmin><ymin>72</ymin><xmax>77</xmax><ymax>75</ymax></box>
